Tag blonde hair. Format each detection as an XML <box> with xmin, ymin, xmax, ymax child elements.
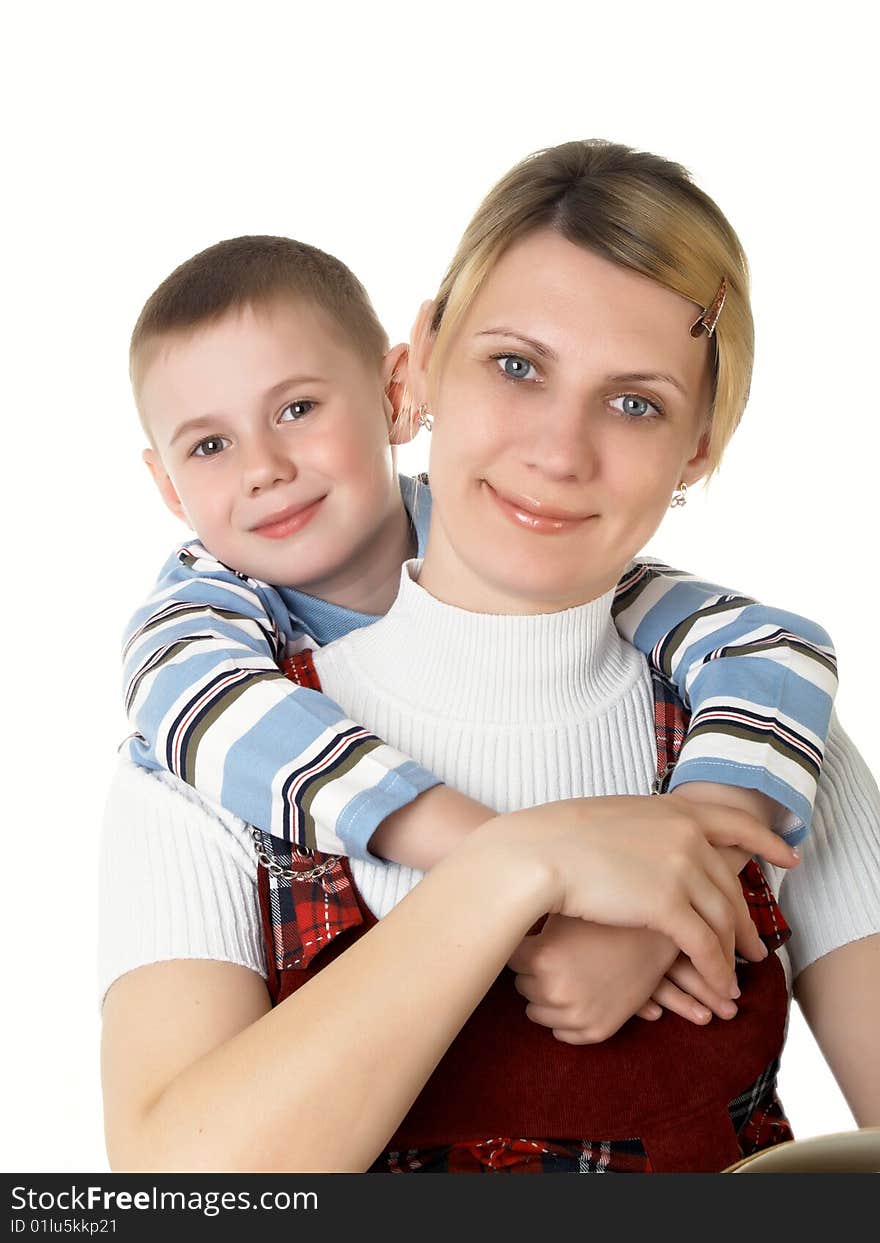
<box><xmin>427</xmin><ymin>140</ymin><xmax>753</xmax><ymax>476</ymax></box>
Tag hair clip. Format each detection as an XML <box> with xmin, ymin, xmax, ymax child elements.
<box><xmin>689</xmin><ymin>276</ymin><xmax>728</xmax><ymax>339</ymax></box>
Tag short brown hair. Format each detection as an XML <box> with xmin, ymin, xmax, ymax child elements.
<box><xmin>429</xmin><ymin>140</ymin><xmax>753</xmax><ymax>477</ymax></box>
<box><xmin>130</xmin><ymin>235</ymin><xmax>388</xmax><ymax>418</ymax></box>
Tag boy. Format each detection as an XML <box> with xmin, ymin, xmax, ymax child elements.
<box><xmin>123</xmin><ymin>234</ymin><xmax>833</xmax><ymax>891</ymax></box>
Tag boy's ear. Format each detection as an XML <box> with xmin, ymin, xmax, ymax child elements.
<box><xmin>381</xmin><ymin>342</ymin><xmax>415</xmax><ymax>445</ymax></box>
<box><xmin>143</xmin><ymin>448</ymin><xmax>188</xmax><ymax>524</ymax></box>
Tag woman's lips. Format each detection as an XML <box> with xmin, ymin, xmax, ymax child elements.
<box><xmin>251</xmin><ymin>496</ymin><xmax>326</xmax><ymax>539</ymax></box>
<box><xmin>484</xmin><ymin>482</ymin><xmax>594</xmax><ymax>533</ymax></box>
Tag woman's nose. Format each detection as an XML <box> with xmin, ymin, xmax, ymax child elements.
<box><xmin>522</xmin><ymin>401</ymin><xmax>597</xmax><ymax>482</ymax></box>
<box><xmin>240</xmin><ymin>437</ymin><xmax>297</xmax><ymax>496</ymax></box>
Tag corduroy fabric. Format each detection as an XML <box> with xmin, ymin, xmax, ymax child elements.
<box><xmin>256</xmin><ymin>654</ymin><xmax>792</xmax><ymax>1173</ymax></box>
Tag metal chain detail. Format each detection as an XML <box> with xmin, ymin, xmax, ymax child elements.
<box><xmin>251</xmin><ymin>826</ymin><xmax>341</xmax><ymax>882</ymax></box>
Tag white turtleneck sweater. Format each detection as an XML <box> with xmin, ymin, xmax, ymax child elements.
<box><xmin>99</xmin><ymin>563</ymin><xmax>880</xmax><ymax>1004</ymax></box>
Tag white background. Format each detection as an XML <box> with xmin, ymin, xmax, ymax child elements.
<box><xmin>2</xmin><ymin>1</ymin><xmax>877</xmax><ymax>1172</ymax></box>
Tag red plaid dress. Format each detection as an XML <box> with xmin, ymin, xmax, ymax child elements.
<box><xmin>259</xmin><ymin>654</ymin><xmax>793</xmax><ymax>1173</ymax></box>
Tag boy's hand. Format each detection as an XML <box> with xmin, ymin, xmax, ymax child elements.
<box><xmin>669</xmin><ymin>781</ymin><xmax>791</xmax><ymax>961</ymax></box>
<box><xmin>508</xmin><ymin>918</ymin><xmax>679</xmax><ymax>1044</ymax></box>
<box><xmin>634</xmin><ymin>782</ymin><xmax>792</xmax><ymax>1025</ymax></box>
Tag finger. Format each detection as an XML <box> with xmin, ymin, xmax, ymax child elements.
<box><xmin>636</xmin><ymin>1001</ymin><xmax>663</xmax><ymax>1021</ymax></box>
<box><xmin>696</xmin><ymin>805</ymin><xmax>800</xmax><ymax>869</ymax></box>
<box><xmin>649</xmin><ymin>977</ymin><xmax>714</xmax><ymax>1025</ymax></box>
<box><xmin>524</xmin><ymin>1002</ymin><xmax>574</xmax><ymax>1029</ymax></box>
<box><xmin>656</xmin><ymin>902</ymin><xmax>736</xmax><ymax>999</ymax></box>
<box><xmin>679</xmin><ymin>859</ymin><xmax>739</xmax><ymax>988</ymax></box>
<box><xmin>551</xmin><ymin>1028</ymin><xmax>601</xmax><ymax>1046</ymax></box>
<box><xmin>507</xmin><ymin>936</ymin><xmax>540</xmax><ymax>974</ymax></box>
<box><xmin>696</xmin><ymin>844</ymin><xmax>767</xmax><ymax>962</ymax></box>
<box><xmin>664</xmin><ymin>958</ymin><xmax>738</xmax><ymax>1019</ymax></box>
<box><xmin>512</xmin><ymin>973</ymin><xmax>554</xmax><ymax>1007</ymax></box>
<box><xmin>732</xmin><ymin>898</ymin><xmax>769</xmax><ymax>962</ymax></box>
<box><xmin>697</xmin><ymin>844</ymin><xmax>764</xmax><ymax>964</ymax></box>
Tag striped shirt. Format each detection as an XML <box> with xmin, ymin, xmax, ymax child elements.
<box><xmin>122</xmin><ymin>475</ymin><xmax>836</xmax><ymax>856</ymax></box>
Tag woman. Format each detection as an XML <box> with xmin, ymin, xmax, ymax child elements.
<box><xmin>100</xmin><ymin>141</ymin><xmax>880</xmax><ymax>1172</ymax></box>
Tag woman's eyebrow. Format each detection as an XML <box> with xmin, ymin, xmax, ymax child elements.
<box><xmin>607</xmin><ymin>371</ymin><xmax>688</xmax><ymax>397</ymax></box>
<box><xmin>475</xmin><ymin>328</ymin><xmax>558</xmax><ymax>361</ymax></box>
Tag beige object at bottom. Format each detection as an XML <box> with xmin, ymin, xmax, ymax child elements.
<box><xmin>724</xmin><ymin>1128</ymin><xmax>880</xmax><ymax>1172</ymax></box>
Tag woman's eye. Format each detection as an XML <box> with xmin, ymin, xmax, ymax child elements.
<box><xmin>494</xmin><ymin>354</ymin><xmax>538</xmax><ymax>382</ymax></box>
<box><xmin>279</xmin><ymin>400</ymin><xmax>315</xmax><ymax>422</ymax></box>
<box><xmin>610</xmin><ymin>394</ymin><xmax>663</xmax><ymax>420</ymax></box>
<box><xmin>192</xmin><ymin>436</ymin><xmax>230</xmax><ymax>457</ymax></box>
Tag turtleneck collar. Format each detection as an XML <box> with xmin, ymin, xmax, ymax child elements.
<box><xmin>337</xmin><ymin>559</ymin><xmax>642</xmax><ymax>725</ymax></box>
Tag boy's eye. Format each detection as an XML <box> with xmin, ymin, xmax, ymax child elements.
<box><xmin>493</xmin><ymin>354</ymin><xmax>539</xmax><ymax>382</ymax></box>
<box><xmin>610</xmin><ymin>394</ymin><xmax>664</xmax><ymax>420</ymax></box>
<box><xmin>192</xmin><ymin>436</ymin><xmax>231</xmax><ymax>457</ymax></box>
<box><xmin>279</xmin><ymin>400</ymin><xmax>315</xmax><ymax>422</ymax></box>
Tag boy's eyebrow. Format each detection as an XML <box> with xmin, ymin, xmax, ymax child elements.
<box><xmin>168</xmin><ymin>376</ymin><xmax>326</xmax><ymax>447</ymax></box>
<box><xmin>476</xmin><ymin>330</ymin><xmax>688</xmax><ymax>396</ymax></box>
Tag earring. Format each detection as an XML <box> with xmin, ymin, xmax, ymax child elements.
<box><xmin>415</xmin><ymin>402</ymin><xmax>433</xmax><ymax>431</ymax></box>
<box><xmin>670</xmin><ymin>481</ymin><xmax>688</xmax><ymax>508</ymax></box>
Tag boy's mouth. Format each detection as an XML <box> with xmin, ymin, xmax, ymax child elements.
<box><xmin>250</xmin><ymin>496</ymin><xmax>327</xmax><ymax>539</ymax></box>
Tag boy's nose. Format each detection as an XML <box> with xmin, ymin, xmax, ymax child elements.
<box><xmin>240</xmin><ymin>442</ymin><xmax>297</xmax><ymax>495</ymax></box>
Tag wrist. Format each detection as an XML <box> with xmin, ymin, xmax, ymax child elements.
<box><xmin>672</xmin><ymin>780</ymin><xmax>776</xmax><ymax>827</ymax></box>
<box><xmin>369</xmin><ymin>785</ymin><xmax>495</xmax><ymax>869</ymax></box>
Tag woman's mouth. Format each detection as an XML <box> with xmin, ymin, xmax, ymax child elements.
<box><xmin>251</xmin><ymin>496</ymin><xmax>327</xmax><ymax>539</ymax></box>
<box><xmin>483</xmin><ymin>482</ymin><xmax>594</xmax><ymax>533</ymax></box>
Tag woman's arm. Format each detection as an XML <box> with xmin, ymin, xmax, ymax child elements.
<box><xmin>100</xmin><ymin>773</ymin><xmax>787</xmax><ymax>1172</ymax></box>
<box><xmin>772</xmin><ymin>713</ymin><xmax>880</xmax><ymax>1126</ymax></box>
<box><xmin>793</xmin><ymin>934</ymin><xmax>880</xmax><ymax>1126</ymax></box>
<box><xmin>102</xmin><ymin>829</ymin><xmax>548</xmax><ymax>1173</ymax></box>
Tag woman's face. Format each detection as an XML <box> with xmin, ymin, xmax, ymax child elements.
<box><xmin>417</xmin><ymin>229</ymin><xmax>715</xmax><ymax>614</ymax></box>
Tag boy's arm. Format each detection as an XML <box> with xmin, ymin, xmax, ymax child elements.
<box><xmin>370</xmin><ymin>785</ymin><xmax>494</xmax><ymax>869</ymax></box>
<box><xmin>613</xmin><ymin>559</ymin><xmax>838</xmax><ymax>844</ymax></box>
<box><xmin>123</xmin><ymin>546</ymin><xmax>442</xmax><ymax>862</ymax></box>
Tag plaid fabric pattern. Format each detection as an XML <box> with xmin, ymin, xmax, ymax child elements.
<box><xmin>651</xmin><ymin>669</ymin><xmax>791</xmax><ymax>956</ymax></box>
<box><xmin>261</xmin><ymin>651</ymin><xmax>793</xmax><ymax>1173</ymax></box>
<box><xmin>650</xmin><ymin>669</ymin><xmax>689</xmax><ymax>794</ymax></box>
<box><xmin>256</xmin><ymin>649</ymin><xmax>367</xmax><ymax>969</ymax></box>
<box><xmin>280</xmin><ymin>652</ymin><xmax>323</xmax><ymax>689</ymax></box>
<box><xmin>262</xmin><ymin>656</ymin><xmax>790</xmax><ymax>967</ymax></box>
<box><xmin>371</xmin><ymin>1059</ymin><xmax>792</xmax><ymax>1173</ymax></box>
<box><xmin>256</xmin><ymin>828</ymin><xmax>363</xmax><ymax>970</ymax></box>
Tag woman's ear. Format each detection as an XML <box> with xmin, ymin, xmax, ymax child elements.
<box><xmin>381</xmin><ymin>342</ymin><xmax>416</xmax><ymax>445</ymax></box>
<box><xmin>143</xmin><ymin>448</ymin><xmax>189</xmax><ymax>524</ymax></box>
<box><xmin>681</xmin><ymin>429</ymin><xmax>712</xmax><ymax>487</ymax></box>
<box><xmin>407</xmin><ymin>299</ymin><xmax>438</xmax><ymax>409</ymax></box>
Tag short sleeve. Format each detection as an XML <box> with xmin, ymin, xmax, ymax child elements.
<box><xmin>769</xmin><ymin>713</ymin><xmax>880</xmax><ymax>979</ymax></box>
<box><xmin>98</xmin><ymin>758</ymin><xmax>266</xmax><ymax>1008</ymax></box>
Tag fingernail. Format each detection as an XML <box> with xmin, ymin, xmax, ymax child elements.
<box><xmin>790</xmin><ymin>847</ymin><xmax>800</xmax><ymax>860</ymax></box>
<box><xmin>695</xmin><ymin>1007</ymin><xmax>711</xmax><ymax>1022</ymax></box>
<box><xmin>729</xmin><ymin>982</ymin><xmax>741</xmax><ymax>999</ymax></box>
<box><xmin>759</xmin><ymin>942</ymin><xmax>769</xmax><ymax>958</ymax></box>
<box><xmin>721</xmin><ymin>1001</ymin><xmax>737</xmax><ymax>1019</ymax></box>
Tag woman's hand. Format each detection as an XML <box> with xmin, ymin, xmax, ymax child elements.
<box><xmin>635</xmin><ymin>953</ymin><xmax>742</xmax><ymax>1026</ymax></box>
<box><xmin>488</xmin><ymin>793</ymin><xmax>799</xmax><ymax>1000</ymax></box>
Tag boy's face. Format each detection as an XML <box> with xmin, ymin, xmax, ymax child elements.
<box><xmin>140</xmin><ymin>300</ymin><xmax>408</xmax><ymax>595</ymax></box>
